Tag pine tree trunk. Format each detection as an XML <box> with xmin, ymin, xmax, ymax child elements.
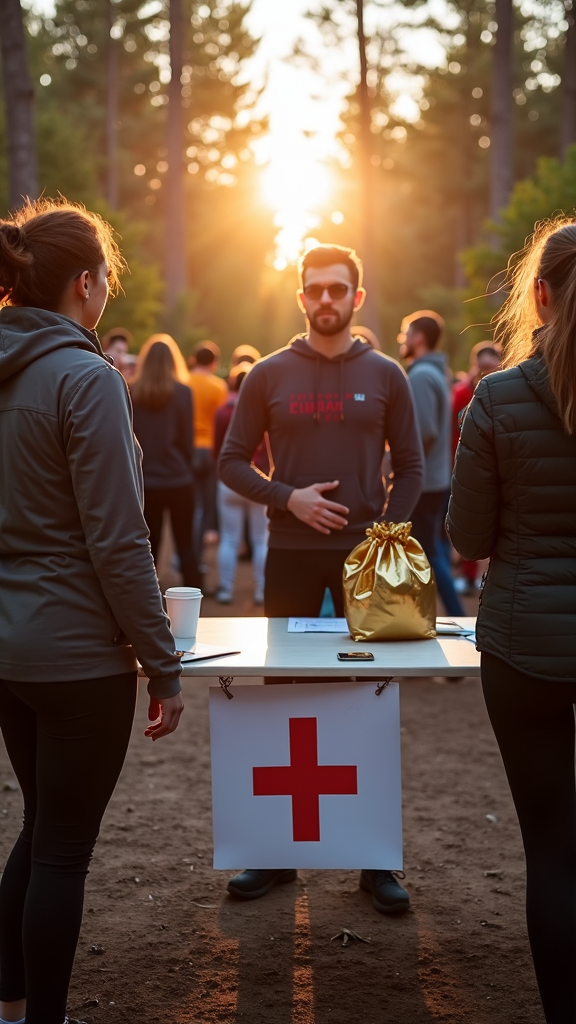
<box><xmin>0</xmin><ymin>0</ymin><xmax>39</xmax><ymax>209</ymax></box>
<box><xmin>490</xmin><ymin>0</ymin><xmax>513</xmax><ymax>219</ymax></box>
<box><xmin>454</xmin><ymin>84</ymin><xmax>472</xmax><ymax>287</ymax></box>
<box><xmin>164</xmin><ymin>0</ymin><xmax>187</xmax><ymax>311</ymax></box>
<box><xmin>106</xmin><ymin>0</ymin><xmax>120</xmax><ymax>209</ymax></box>
<box><xmin>561</xmin><ymin>6</ymin><xmax>576</xmax><ymax>157</ymax></box>
<box><xmin>355</xmin><ymin>0</ymin><xmax>380</xmax><ymax>338</ymax></box>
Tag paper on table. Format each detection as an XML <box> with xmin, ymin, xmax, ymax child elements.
<box><xmin>288</xmin><ymin>617</ymin><xmax>350</xmax><ymax>633</ymax></box>
<box><xmin>435</xmin><ymin>618</ymin><xmax>476</xmax><ymax>641</ymax></box>
<box><xmin>286</xmin><ymin>616</ymin><xmax>476</xmax><ymax>641</ymax></box>
<box><xmin>462</xmin><ymin>631</ymin><xmax>477</xmax><ymax>643</ymax></box>
<box><xmin>435</xmin><ymin>618</ymin><xmax>466</xmax><ymax>634</ymax></box>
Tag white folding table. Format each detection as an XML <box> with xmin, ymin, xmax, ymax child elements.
<box><xmin>159</xmin><ymin>617</ymin><xmax>480</xmax><ymax>867</ymax></box>
<box><xmin>176</xmin><ymin>616</ymin><xmax>480</xmax><ymax>696</ymax></box>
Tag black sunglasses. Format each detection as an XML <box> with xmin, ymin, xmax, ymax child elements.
<box><xmin>303</xmin><ymin>283</ymin><xmax>352</xmax><ymax>301</ymax></box>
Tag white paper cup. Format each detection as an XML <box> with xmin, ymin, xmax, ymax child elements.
<box><xmin>165</xmin><ymin>587</ymin><xmax>203</xmax><ymax>642</ymax></box>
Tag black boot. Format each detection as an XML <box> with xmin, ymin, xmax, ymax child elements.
<box><xmin>226</xmin><ymin>869</ymin><xmax>297</xmax><ymax>900</ymax></box>
<box><xmin>359</xmin><ymin>870</ymin><xmax>410</xmax><ymax>914</ymax></box>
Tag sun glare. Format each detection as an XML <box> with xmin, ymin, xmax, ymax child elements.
<box><xmin>261</xmin><ymin>148</ymin><xmax>331</xmax><ymax>269</ymax></box>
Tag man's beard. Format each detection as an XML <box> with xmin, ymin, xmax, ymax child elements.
<box><xmin>308</xmin><ymin>304</ymin><xmax>354</xmax><ymax>336</ymax></box>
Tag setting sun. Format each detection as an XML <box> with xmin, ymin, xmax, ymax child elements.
<box><xmin>261</xmin><ymin>149</ymin><xmax>332</xmax><ymax>269</ymax></box>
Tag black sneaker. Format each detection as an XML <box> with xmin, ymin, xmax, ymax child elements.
<box><xmin>226</xmin><ymin>868</ymin><xmax>297</xmax><ymax>900</ymax></box>
<box><xmin>359</xmin><ymin>869</ymin><xmax>410</xmax><ymax>914</ymax></box>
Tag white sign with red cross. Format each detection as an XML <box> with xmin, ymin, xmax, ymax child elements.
<box><xmin>209</xmin><ymin>682</ymin><xmax>402</xmax><ymax>869</ymax></box>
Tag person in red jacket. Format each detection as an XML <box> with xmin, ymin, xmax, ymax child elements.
<box><xmin>452</xmin><ymin>342</ymin><xmax>501</xmax><ymax>458</ymax></box>
<box><xmin>452</xmin><ymin>342</ymin><xmax>501</xmax><ymax>593</ymax></box>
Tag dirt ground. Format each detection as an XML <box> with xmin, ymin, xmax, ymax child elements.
<box><xmin>0</xmin><ymin>537</ymin><xmax>544</xmax><ymax>1024</ymax></box>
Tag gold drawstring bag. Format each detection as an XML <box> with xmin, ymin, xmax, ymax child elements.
<box><xmin>343</xmin><ymin>522</ymin><xmax>436</xmax><ymax>641</ymax></box>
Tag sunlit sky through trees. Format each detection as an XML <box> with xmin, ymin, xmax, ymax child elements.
<box><xmin>26</xmin><ymin>0</ymin><xmax>448</xmax><ymax>265</ymax></box>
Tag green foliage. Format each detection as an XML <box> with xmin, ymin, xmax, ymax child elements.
<box><xmin>34</xmin><ymin>0</ymin><xmax>263</xmax><ymax>210</ymax></box>
<box><xmin>94</xmin><ymin>205</ymin><xmax>165</xmax><ymax>346</ymax></box>
<box><xmin>302</xmin><ymin>0</ymin><xmax>570</xmax><ymax>361</ymax></box>
<box><xmin>486</xmin><ymin>145</ymin><xmax>576</xmax><ymax>260</ymax></box>
<box><xmin>0</xmin><ymin>0</ymin><xmax>274</xmax><ymax>355</ymax></box>
<box><xmin>2</xmin><ymin>0</ymin><xmax>574</xmax><ymax>364</ymax></box>
<box><xmin>156</xmin><ymin>289</ymin><xmax>208</xmax><ymax>358</ymax></box>
<box><xmin>461</xmin><ymin>145</ymin><xmax>576</xmax><ymax>343</ymax></box>
<box><xmin>35</xmin><ymin>105</ymin><xmax>99</xmax><ymax>204</ymax></box>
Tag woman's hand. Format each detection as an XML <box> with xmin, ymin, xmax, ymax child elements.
<box><xmin>145</xmin><ymin>694</ymin><xmax>184</xmax><ymax>740</ymax></box>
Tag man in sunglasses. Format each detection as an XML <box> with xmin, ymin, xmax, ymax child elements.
<box><xmin>219</xmin><ymin>243</ymin><xmax>424</xmax><ymax>911</ymax></box>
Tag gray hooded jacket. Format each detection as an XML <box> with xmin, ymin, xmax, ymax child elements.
<box><xmin>0</xmin><ymin>307</ymin><xmax>181</xmax><ymax>698</ymax></box>
<box><xmin>406</xmin><ymin>351</ymin><xmax>451</xmax><ymax>493</ymax></box>
<box><xmin>219</xmin><ymin>335</ymin><xmax>423</xmax><ymax>550</ymax></box>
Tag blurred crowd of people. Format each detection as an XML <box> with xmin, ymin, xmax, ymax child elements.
<box><xmin>104</xmin><ymin>329</ymin><xmax>269</xmax><ymax>605</ymax></box>
<box><xmin>103</xmin><ymin>317</ymin><xmax>501</xmax><ymax>613</ymax></box>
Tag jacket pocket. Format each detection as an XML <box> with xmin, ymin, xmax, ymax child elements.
<box><xmin>327</xmin><ymin>475</ymin><xmax>377</xmax><ymax>525</ymax></box>
<box><xmin>109</xmin><ymin>608</ymin><xmax>130</xmax><ymax>646</ymax></box>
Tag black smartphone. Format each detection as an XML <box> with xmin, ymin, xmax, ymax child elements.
<box><xmin>337</xmin><ymin>651</ymin><xmax>375</xmax><ymax>662</ymax></box>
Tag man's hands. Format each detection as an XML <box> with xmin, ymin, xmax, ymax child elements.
<box><xmin>286</xmin><ymin>481</ymin><xmax>349</xmax><ymax>535</ymax></box>
<box><xmin>145</xmin><ymin>693</ymin><xmax>184</xmax><ymax>740</ymax></box>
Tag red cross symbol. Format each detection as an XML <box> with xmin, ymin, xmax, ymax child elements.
<box><xmin>252</xmin><ymin>717</ymin><xmax>358</xmax><ymax>842</ymax></box>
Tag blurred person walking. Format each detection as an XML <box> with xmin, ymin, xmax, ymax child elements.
<box><xmin>188</xmin><ymin>341</ymin><xmax>228</xmax><ymax>559</ymax></box>
<box><xmin>131</xmin><ymin>335</ymin><xmax>201</xmax><ymax>589</ymax></box>
<box><xmin>448</xmin><ymin>218</ymin><xmax>576</xmax><ymax>1024</ymax></box>
<box><xmin>219</xmin><ymin>243</ymin><xmax>423</xmax><ymax>910</ymax></box>
<box><xmin>398</xmin><ymin>311</ymin><xmax>465</xmax><ymax>617</ymax></box>
<box><xmin>230</xmin><ymin>343</ymin><xmax>261</xmax><ymax>366</ymax></box>
<box><xmin>352</xmin><ymin>324</ymin><xmax>381</xmax><ymax>350</ymax></box>
<box><xmin>101</xmin><ymin>325</ymin><xmax>136</xmax><ymax>384</ymax></box>
<box><xmin>451</xmin><ymin>341</ymin><xmax>501</xmax><ymax>456</ymax></box>
<box><xmin>213</xmin><ymin>362</ymin><xmax>269</xmax><ymax>605</ymax></box>
<box><xmin>0</xmin><ymin>200</ymin><xmax>183</xmax><ymax>1024</ymax></box>
<box><xmin>451</xmin><ymin>341</ymin><xmax>501</xmax><ymax>594</ymax></box>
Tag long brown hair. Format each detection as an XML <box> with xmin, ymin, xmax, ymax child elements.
<box><xmin>495</xmin><ymin>215</ymin><xmax>576</xmax><ymax>434</ymax></box>
<box><xmin>0</xmin><ymin>197</ymin><xmax>124</xmax><ymax>310</ymax></box>
<box><xmin>131</xmin><ymin>334</ymin><xmax>189</xmax><ymax>410</ymax></box>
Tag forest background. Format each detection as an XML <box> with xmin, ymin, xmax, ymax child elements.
<box><xmin>2</xmin><ymin>0</ymin><xmax>576</xmax><ymax>366</ymax></box>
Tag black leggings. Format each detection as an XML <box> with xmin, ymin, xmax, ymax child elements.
<box><xmin>0</xmin><ymin>672</ymin><xmax>137</xmax><ymax>1024</ymax></box>
<box><xmin>482</xmin><ymin>652</ymin><xmax>576</xmax><ymax>1024</ymax></box>
<box><xmin>144</xmin><ymin>484</ymin><xmax>202</xmax><ymax>588</ymax></box>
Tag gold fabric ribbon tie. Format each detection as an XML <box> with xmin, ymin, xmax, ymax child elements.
<box><xmin>365</xmin><ymin>521</ymin><xmax>413</xmax><ymax>545</ymax></box>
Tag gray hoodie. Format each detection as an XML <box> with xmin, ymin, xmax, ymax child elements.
<box><xmin>406</xmin><ymin>352</ymin><xmax>451</xmax><ymax>493</ymax></box>
<box><xmin>219</xmin><ymin>336</ymin><xmax>424</xmax><ymax>549</ymax></box>
<box><xmin>0</xmin><ymin>307</ymin><xmax>181</xmax><ymax>698</ymax></box>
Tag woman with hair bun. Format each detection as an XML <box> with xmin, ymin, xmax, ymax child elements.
<box><xmin>131</xmin><ymin>334</ymin><xmax>202</xmax><ymax>588</ymax></box>
<box><xmin>448</xmin><ymin>216</ymin><xmax>576</xmax><ymax>1024</ymax></box>
<box><xmin>0</xmin><ymin>199</ymin><xmax>183</xmax><ymax>1024</ymax></box>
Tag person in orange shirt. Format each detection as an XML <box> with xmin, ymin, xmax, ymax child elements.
<box><xmin>188</xmin><ymin>342</ymin><xmax>228</xmax><ymax>559</ymax></box>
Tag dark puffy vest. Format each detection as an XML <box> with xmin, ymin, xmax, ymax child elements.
<box><xmin>448</xmin><ymin>354</ymin><xmax>576</xmax><ymax>681</ymax></box>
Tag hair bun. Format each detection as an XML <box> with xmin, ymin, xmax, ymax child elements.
<box><xmin>0</xmin><ymin>223</ymin><xmax>25</xmax><ymax>248</ymax></box>
<box><xmin>0</xmin><ymin>221</ymin><xmax>33</xmax><ymax>295</ymax></box>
